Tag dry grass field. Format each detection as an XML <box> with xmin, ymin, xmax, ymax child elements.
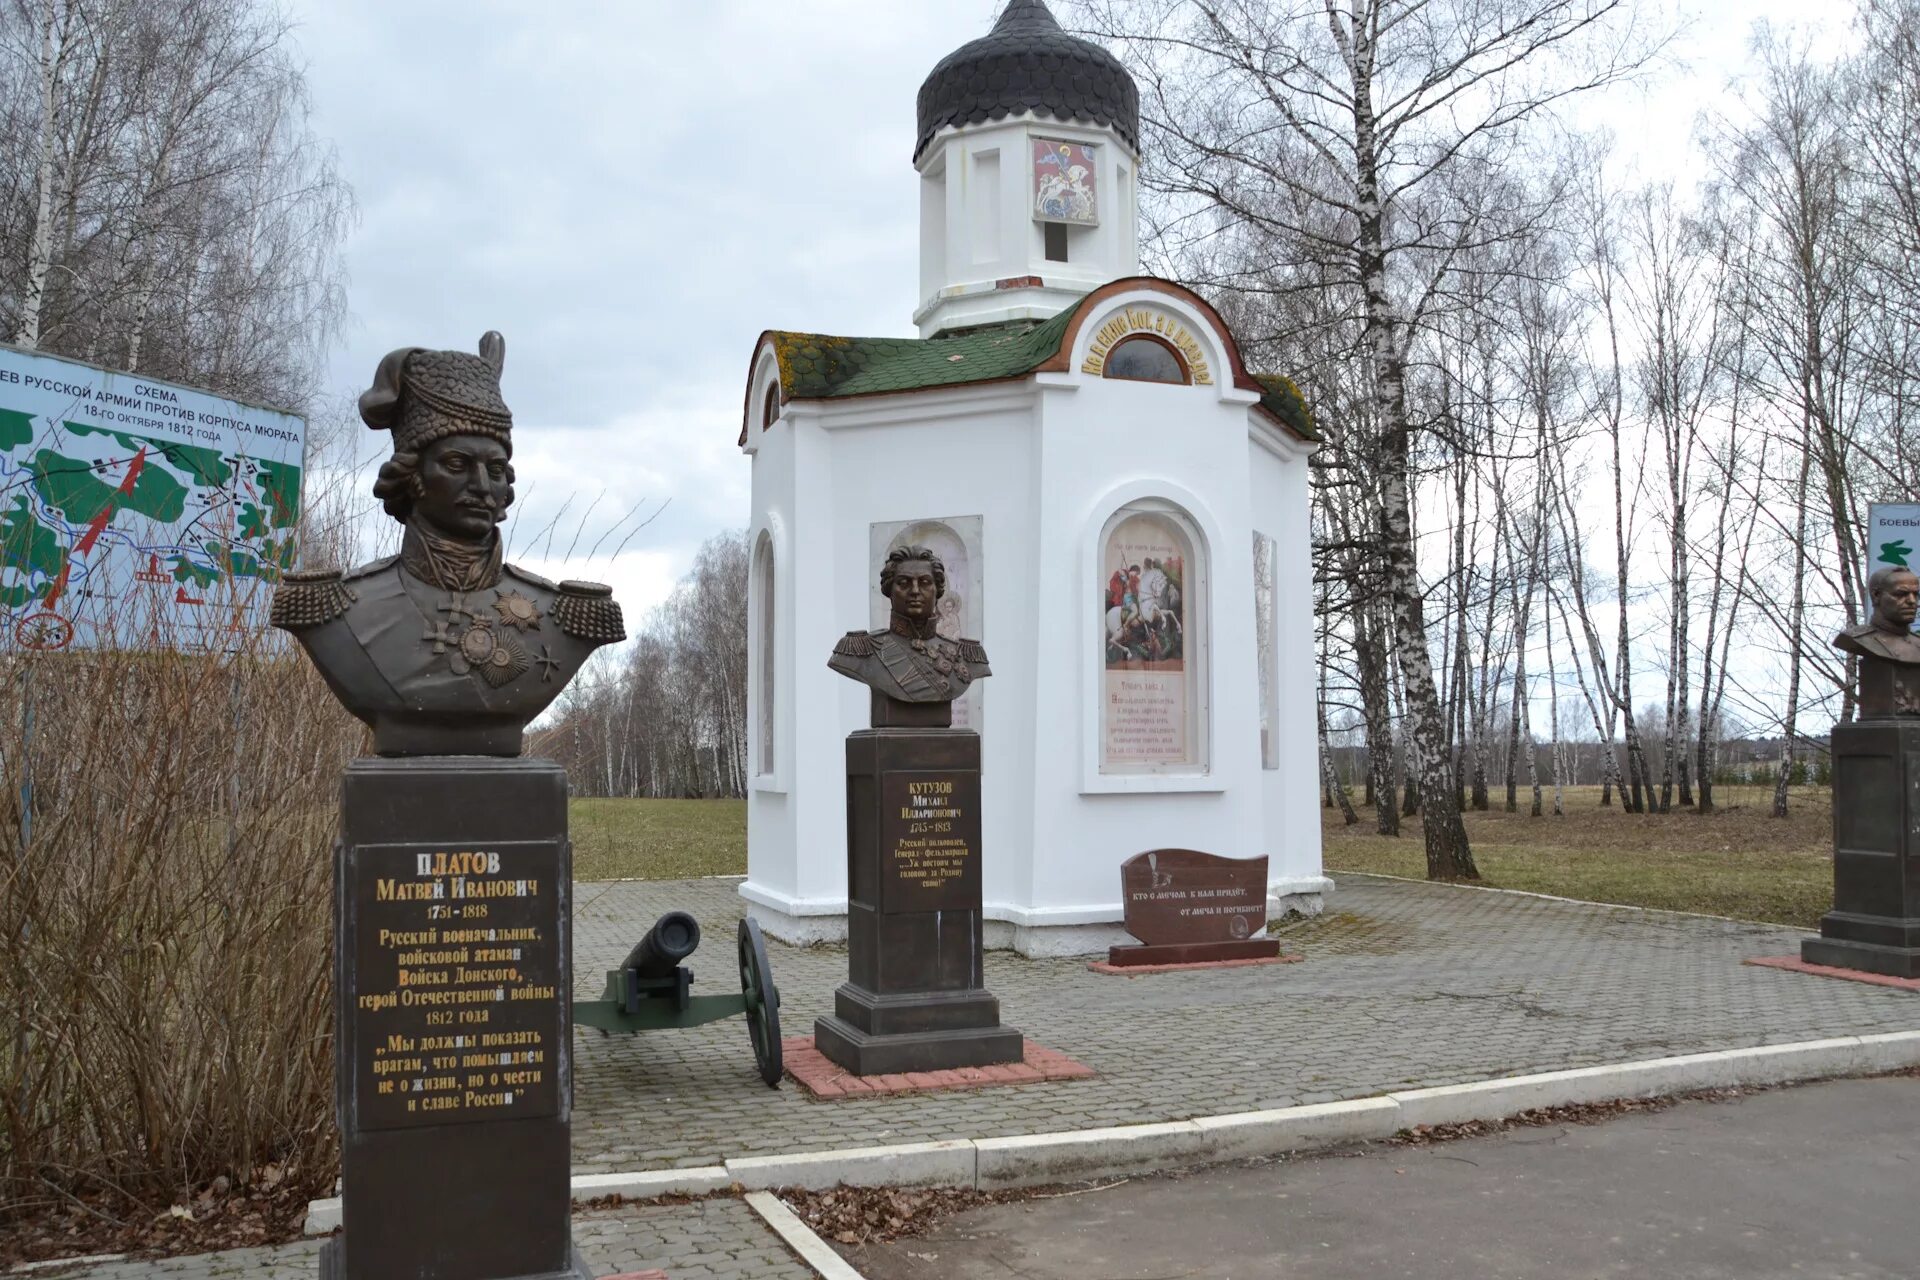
<box><xmin>1322</xmin><ymin>784</ymin><xmax>1835</xmax><ymax>928</ymax></box>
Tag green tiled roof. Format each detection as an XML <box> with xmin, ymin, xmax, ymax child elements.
<box><xmin>770</xmin><ymin>307</ymin><xmax>1078</xmax><ymax>400</ymax></box>
<box><xmin>1251</xmin><ymin>373</ymin><xmax>1318</xmax><ymax>442</ymax></box>
<box><xmin>761</xmin><ymin>287</ymin><xmax>1316</xmax><ymax>443</ymax></box>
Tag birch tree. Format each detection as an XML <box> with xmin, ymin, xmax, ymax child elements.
<box><xmin>1083</xmin><ymin>0</ymin><xmax>1656</xmax><ymax>876</ymax></box>
<box><xmin>0</xmin><ymin>0</ymin><xmax>350</xmax><ymax>408</ymax></box>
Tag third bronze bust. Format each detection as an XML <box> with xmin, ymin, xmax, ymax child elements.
<box><xmin>1835</xmin><ymin>565</ymin><xmax>1920</xmax><ymax>717</ymax></box>
<box><xmin>1836</xmin><ymin>566</ymin><xmax>1920</xmax><ymax>666</ymax></box>
<box><xmin>829</xmin><ymin>545</ymin><xmax>989</xmax><ymax>704</ymax></box>
<box><xmin>271</xmin><ymin>332</ymin><xmax>624</xmax><ymax>755</ymax></box>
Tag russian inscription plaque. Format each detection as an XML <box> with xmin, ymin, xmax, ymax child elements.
<box><xmin>880</xmin><ymin>771</ymin><xmax>980</xmax><ymax>913</ymax></box>
<box><xmin>348</xmin><ymin>840</ymin><xmax>563</xmax><ymax>1131</ymax></box>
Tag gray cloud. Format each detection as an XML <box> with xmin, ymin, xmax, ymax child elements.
<box><xmin>290</xmin><ymin>0</ymin><xmax>1004</xmax><ymax>615</ymax></box>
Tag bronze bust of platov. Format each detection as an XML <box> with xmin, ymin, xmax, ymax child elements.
<box><xmin>272</xmin><ymin>332</ymin><xmax>623</xmax><ymax>754</ymax></box>
<box><xmin>1835</xmin><ymin>565</ymin><xmax>1920</xmax><ymax>717</ymax></box>
<box><xmin>829</xmin><ymin>545</ymin><xmax>989</xmax><ymax>720</ymax></box>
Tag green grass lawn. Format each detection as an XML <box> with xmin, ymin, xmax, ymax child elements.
<box><xmin>1324</xmin><ymin>839</ymin><xmax>1832</xmax><ymax>928</ymax></box>
<box><xmin>569</xmin><ymin>798</ymin><xmax>745</xmax><ymax>881</ymax></box>
<box><xmin>569</xmin><ymin>789</ymin><xmax>1837</xmax><ymax>930</ymax></box>
<box><xmin>1323</xmin><ymin>785</ymin><xmax>1835</xmax><ymax>928</ymax></box>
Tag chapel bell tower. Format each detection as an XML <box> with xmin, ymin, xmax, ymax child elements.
<box><xmin>913</xmin><ymin>0</ymin><xmax>1143</xmax><ymax>338</ymax></box>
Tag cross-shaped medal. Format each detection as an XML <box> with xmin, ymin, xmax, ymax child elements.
<box><xmin>422</xmin><ymin>620</ymin><xmax>460</xmax><ymax>655</ymax></box>
<box><xmin>535</xmin><ymin>645</ymin><xmax>560</xmax><ymax>683</ymax></box>
<box><xmin>437</xmin><ymin>592</ymin><xmax>481</xmax><ymax>626</ymax></box>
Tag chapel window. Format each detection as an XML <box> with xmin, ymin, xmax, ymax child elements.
<box><xmin>754</xmin><ymin>531</ymin><xmax>776</xmax><ymax>775</ymax></box>
<box><xmin>1102</xmin><ymin>334</ymin><xmax>1188</xmax><ymax>384</ymax></box>
<box><xmin>1253</xmin><ymin>531</ymin><xmax>1279</xmax><ymax>770</ymax></box>
<box><xmin>761</xmin><ymin>382</ymin><xmax>781</xmax><ymax>431</ymax></box>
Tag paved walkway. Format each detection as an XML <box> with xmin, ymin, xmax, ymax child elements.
<box><xmin>29</xmin><ymin>1199</ymin><xmax>809</xmax><ymax>1280</ymax></box>
<box><xmin>844</xmin><ymin>1073</ymin><xmax>1920</xmax><ymax>1279</ymax></box>
<box><xmin>22</xmin><ymin>873</ymin><xmax>1918</xmax><ymax>1279</ymax></box>
<box><xmin>570</xmin><ymin>873</ymin><xmax>1920</xmax><ymax>1172</ymax></box>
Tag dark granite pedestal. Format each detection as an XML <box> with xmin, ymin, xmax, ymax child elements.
<box><xmin>1802</xmin><ymin>720</ymin><xmax>1920</xmax><ymax>979</ymax></box>
<box><xmin>321</xmin><ymin>757</ymin><xmax>592</xmax><ymax>1280</ymax></box>
<box><xmin>814</xmin><ymin>696</ymin><xmax>1022</xmax><ymax>1075</ymax></box>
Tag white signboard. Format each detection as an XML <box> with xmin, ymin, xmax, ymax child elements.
<box><xmin>1868</xmin><ymin>502</ymin><xmax>1920</xmax><ymax>632</ymax></box>
<box><xmin>0</xmin><ymin>345</ymin><xmax>305</xmax><ymax>652</ymax></box>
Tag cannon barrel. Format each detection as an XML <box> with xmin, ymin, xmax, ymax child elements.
<box><xmin>623</xmin><ymin>911</ymin><xmax>701</xmax><ymax>978</ymax></box>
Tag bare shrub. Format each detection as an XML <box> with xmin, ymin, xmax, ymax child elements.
<box><xmin>0</xmin><ymin>580</ymin><xmax>363</xmax><ymax>1220</ymax></box>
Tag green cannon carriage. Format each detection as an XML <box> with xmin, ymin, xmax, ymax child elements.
<box><xmin>574</xmin><ymin>912</ymin><xmax>784</xmax><ymax>1086</ymax></box>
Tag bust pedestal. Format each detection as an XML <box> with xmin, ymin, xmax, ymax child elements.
<box><xmin>813</xmin><ymin>694</ymin><xmax>1022</xmax><ymax>1075</ymax></box>
<box><xmin>1802</xmin><ymin>719</ymin><xmax>1920</xmax><ymax>978</ymax></box>
<box><xmin>321</xmin><ymin>757</ymin><xmax>590</xmax><ymax>1280</ymax></box>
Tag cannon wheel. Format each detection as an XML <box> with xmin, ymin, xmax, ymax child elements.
<box><xmin>738</xmin><ymin>917</ymin><xmax>783</xmax><ymax>1087</ymax></box>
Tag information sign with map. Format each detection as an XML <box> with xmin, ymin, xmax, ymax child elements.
<box><xmin>0</xmin><ymin>344</ymin><xmax>304</xmax><ymax>652</ymax></box>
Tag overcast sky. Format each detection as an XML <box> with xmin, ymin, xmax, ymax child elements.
<box><xmin>286</xmin><ymin>0</ymin><xmax>1837</xmax><ymax>629</ymax></box>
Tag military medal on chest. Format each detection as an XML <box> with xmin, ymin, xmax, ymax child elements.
<box><xmin>419</xmin><ymin>586</ymin><xmax>551</xmax><ymax>687</ymax></box>
<box><xmin>827</xmin><ymin>544</ymin><xmax>991</xmax><ymax>707</ymax></box>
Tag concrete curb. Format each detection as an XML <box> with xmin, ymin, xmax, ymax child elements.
<box><xmin>302</xmin><ymin>1166</ymin><xmax>734</xmax><ymax>1237</ymax></box>
<box><xmin>977</xmin><ymin>1121</ymin><xmax>1205</xmax><ymax>1189</ymax></box>
<box><xmin>12</xmin><ymin>1254</ymin><xmax>128</xmax><ymax>1273</ymax></box>
<box><xmin>744</xmin><ymin>1191</ymin><xmax>869</xmax><ymax>1280</ymax></box>
<box><xmin>727</xmin><ymin>1140</ymin><xmax>976</xmax><ymax>1192</ymax></box>
<box><xmin>302</xmin><ymin>1030</ymin><xmax>1920</xmax><ymax>1233</ymax></box>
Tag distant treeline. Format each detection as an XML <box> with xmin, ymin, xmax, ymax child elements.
<box><xmin>536</xmin><ymin>530</ymin><xmax>749</xmax><ymax>799</ymax></box>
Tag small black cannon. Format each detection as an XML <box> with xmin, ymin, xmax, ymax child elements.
<box><xmin>574</xmin><ymin>913</ymin><xmax>783</xmax><ymax>1086</ymax></box>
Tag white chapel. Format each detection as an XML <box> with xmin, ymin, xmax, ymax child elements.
<box><xmin>738</xmin><ymin>0</ymin><xmax>1327</xmax><ymax>956</ymax></box>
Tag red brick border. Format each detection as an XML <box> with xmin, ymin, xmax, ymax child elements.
<box><xmin>782</xmin><ymin>1037</ymin><xmax>1094</xmax><ymax>1099</ymax></box>
<box><xmin>1745</xmin><ymin>954</ymin><xmax>1920</xmax><ymax>992</ymax></box>
<box><xmin>1087</xmin><ymin>954</ymin><xmax>1303</xmax><ymax>977</ymax></box>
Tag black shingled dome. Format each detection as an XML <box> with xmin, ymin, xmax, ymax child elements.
<box><xmin>914</xmin><ymin>0</ymin><xmax>1140</xmax><ymax>162</ymax></box>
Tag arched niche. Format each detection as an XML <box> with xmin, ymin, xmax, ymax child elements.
<box><xmin>1097</xmin><ymin>497</ymin><xmax>1209</xmax><ymax>774</ymax></box>
<box><xmin>752</xmin><ymin>528</ymin><xmax>776</xmax><ymax>776</ymax></box>
<box><xmin>868</xmin><ymin>515</ymin><xmax>984</xmax><ymax>731</ymax></box>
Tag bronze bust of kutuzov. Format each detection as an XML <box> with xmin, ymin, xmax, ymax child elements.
<box><xmin>829</xmin><ymin>544</ymin><xmax>990</xmax><ymax>708</ymax></box>
<box><xmin>272</xmin><ymin>332</ymin><xmax>623</xmax><ymax>755</ymax></box>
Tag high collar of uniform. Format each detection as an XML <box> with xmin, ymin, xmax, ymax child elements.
<box><xmin>401</xmin><ymin>517</ymin><xmax>503</xmax><ymax>593</ymax></box>
<box><xmin>889</xmin><ymin>612</ymin><xmax>942</xmax><ymax>641</ymax></box>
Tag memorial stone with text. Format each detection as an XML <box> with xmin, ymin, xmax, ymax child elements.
<box><xmin>1109</xmin><ymin>849</ymin><xmax>1280</xmax><ymax>967</ymax></box>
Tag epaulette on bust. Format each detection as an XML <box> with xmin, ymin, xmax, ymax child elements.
<box><xmin>344</xmin><ymin>554</ymin><xmax>398</xmax><ymax>581</ymax></box>
<box><xmin>834</xmin><ymin>630</ymin><xmax>876</xmax><ymax>658</ymax></box>
<box><xmin>958</xmin><ymin>638</ymin><xmax>989</xmax><ymax>664</ymax></box>
<box><xmin>271</xmin><ymin>568</ymin><xmax>356</xmax><ymax>631</ymax></box>
<box><xmin>553</xmin><ymin>579</ymin><xmax>624</xmax><ymax>644</ymax></box>
<box><xmin>506</xmin><ymin>562</ymin><xmax>557</xmax><ymax>591</ymax></box>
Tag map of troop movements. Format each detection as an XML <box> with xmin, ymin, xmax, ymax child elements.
<box><xmin>0</xmin><ymin>346</ymin><xmax>305</xmax><ymax>652</ymax></box>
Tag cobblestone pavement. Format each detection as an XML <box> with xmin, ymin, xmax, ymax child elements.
<box><xmin>38</xmin><ymin>874</ymin><xmax>1920</xmax><ymax>1280</ymax></box>
<box><xmin>569</xmin><ymin>873</ymin><xmax>1920</xmax><ymax>1172</ymax></box>
<box><xmin>37</xmin><ymin>1199</ymin><xmax>809</xmax><ymax>1280</ymax></box>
